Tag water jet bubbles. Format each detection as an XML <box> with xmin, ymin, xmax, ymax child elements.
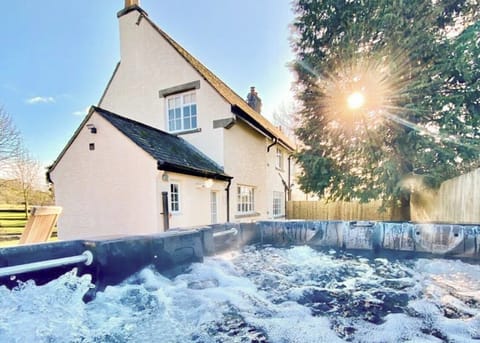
<box><xmin>1</xmin><ymin>246</ymin><xmax>479</xmax><ymax>342</ymax></box>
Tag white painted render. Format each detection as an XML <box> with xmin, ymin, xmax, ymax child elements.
<box><xmin>157</xmin><ymin>172</ymin><xmax>228</xmax><ymax>228</ymax></box>
<box><xmin>50</xmin><ymin>112</ymin><xmax>158</xmax><ymax>240</ymax></box>
<box><xmin>100</xmin><ymin>10</ymin><xmax>229</xmax><ymax>167</ymax></box>
<box><xmin>100</xmin><ymin>8</ymin><xmax>294</xmax><ymax>222</ymax></box>
<box><xmin>223</xmin><ymin>121</ymin><xmax>290</xmax><ymax>220</ymax></box>
<box><xmin>51</xmin><ymin>5</ymin><xmax>305</xmax><ymax>239</ymax></box>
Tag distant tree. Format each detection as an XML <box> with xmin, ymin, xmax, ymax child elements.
<box><xmin>10</xmin><ymin>150</ymin><xmax>41</xmax><ymax>217</ymax></box>
<box><xmin>0</xmin><ymin>107</ymin><xmax>21</xmax><ymax>171</ymax></box>
<box><xmin>291</xmin><ymin>0</ymin><xmax>480</xmax><ymax>219</ymax></box>
<box><xmin>272</xmin><ymin>101</ymin><xmax>299</xmax><ymax>140</ymax></box>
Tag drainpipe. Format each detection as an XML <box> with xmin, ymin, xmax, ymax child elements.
<box><xmin>161</xmin><ymin>191</ymin><xmax>170</xmax><ymax>231</ymax></box>
<box><xmin>225</xmin><ymin>179</ymin><xmax>232</xmax><ymax>222</ymax></box>
<box><xmin>266</xmin><ymin>137</ymin><xmax>278</xmax><ymax>152</ymax></box>
<box><xmin>287</xmin><ymin>155</ymin><xmax>293</xmax><ymax>201</ymax></box>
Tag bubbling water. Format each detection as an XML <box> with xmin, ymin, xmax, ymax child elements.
<box><xmin>1</xmin><ymin>245</ymin><xmax>479</xmax><ymax>342</ymax></box>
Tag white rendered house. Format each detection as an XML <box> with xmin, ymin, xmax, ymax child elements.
<box><xmin>48</xmin><ymin>1</ymin><xmax>300</xmax><ymax>239</ymax></box>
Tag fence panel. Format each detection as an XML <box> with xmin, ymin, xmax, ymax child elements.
<box><xmin>411</xmin><ymin>168</ymin><xmax>480</xmax><ymax>224</ymax></box>
<box><xmin>286</xmin><ymin>200</ymin><xmax>399</xmax><ymax>221</ymax></box>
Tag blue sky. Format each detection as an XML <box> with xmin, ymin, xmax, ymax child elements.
<box><xmin>0</xmin><ymin>0</ymin><xmax>296</xmax><ymax>172</ymax></box>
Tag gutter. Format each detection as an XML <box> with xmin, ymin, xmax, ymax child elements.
<box><xmin>157</xmin><ymin>161</ymin><xmax>232</xmax><ymax>182</ymax></box>
<box><xmin>231</xmin><ymin>105</ymin><xmax>294</xmax><ymax>151</ymax></box>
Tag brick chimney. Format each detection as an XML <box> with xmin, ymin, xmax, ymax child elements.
<box><xmin>246</xmin><ymin>86</ymin><xmax>262</xmax><ymax>113</ymax></box>
<box><xmin>124</xmin><ymin>0</ymin><xmax>139</xmax><ymax>8</ymax></box>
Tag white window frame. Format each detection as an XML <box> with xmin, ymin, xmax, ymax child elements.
<box><xmin>170</xmin><ymin>183</ymin><xmax>180</xmax><ymax>213</ymax></box>
<box><xmin>276</xmin><ymin>147</ymin><xmax>284</xmax><ymax>170</ymax></box>
<box><xmin>273</xmin><ymin>191</ymin><xmax>285</xmax><ymax>217</ymax></box>
<box><xmin>211</xmin><ymin>191</ymin><xmax>218</xmax><ymax>224</ymax></box>
<box><xmin>166</xmin><ymin>91</ymin><xmax>197</xmax><ymax>133</ymax></box>
<box><xmin>237</xmin><ymin>185</ymin><xmax>255</xmax><ymax>214</ymax></box>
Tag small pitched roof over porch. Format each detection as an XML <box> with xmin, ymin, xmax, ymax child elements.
<box><xmin>48</xmin><ymin>106</ymin><xmax>232</xmax><ymax>182</ymax></box>
<box><xmin>95</xmin><ymin>106</ymin><xmax>232</xmax><ymax>181</ymax></box>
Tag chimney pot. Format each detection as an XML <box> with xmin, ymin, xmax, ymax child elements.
<box><xmin>246</xmin><ymin>86</ymin><xmax>262</xmax><ymax>113</ymax></box>
<box><xmin>125</xmin><ymin>0</ymin><xmax>139</xmax><ymax>8</ymax></box>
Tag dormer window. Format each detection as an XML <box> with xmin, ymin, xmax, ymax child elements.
<box><xmin>167</xmin><ymin>92</ymin><xmax>197</xmax><ymax>133</ymax></box>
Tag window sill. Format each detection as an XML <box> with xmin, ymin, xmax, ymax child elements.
<box><xmin>273</xmin><ymin>214</ymin><xmax>286</xmax><ymax>219</ymax></box>
<box><xmin>234</xmin><ymin>212</ymin><xmax>261</xmax><ymax>219</ymax></box>
<box><xmin>172</xmin><ymin>128</ymin><xmax>202</xmax><ymax>136</ymax></box>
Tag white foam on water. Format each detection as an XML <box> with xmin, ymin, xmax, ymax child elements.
<box><xmin>0</xmin><ymin>246</ymin><xmax>479</xmax><ymax>342</ymax></box>
<box><xmin>353</xmin><ymin>313</ymin><xmax>437</xmax><ymax>342</ymax></box>
<box><xmin>0</xmin><ymin>270</ymin><xmax>93</xmax><ymax>343</ymax></box>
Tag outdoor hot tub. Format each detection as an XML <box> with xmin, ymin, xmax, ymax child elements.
<box><xmin>0</xmin><ymin>221</ymin><xmax>479</xmax><ymax>342</ymax></box>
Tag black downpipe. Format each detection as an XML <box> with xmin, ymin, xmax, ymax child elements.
<box><xmin>267</xmin><ymin>137</ymin><xmax>278</xmax><ymax>152</ymax></box>
<box><xmin>225</xmin><ymin>179</ymin><xmax>232</xmax><ymax>222</ymax></box>
<box><xmin>287</xmin><ymin>155</ymin><xmax>293</xmax><ymax>201</ymax></box>
<box><xmin>161</xmin><ymin>191</ymin><xmax>170</xmax><ymax>231</ymax></box>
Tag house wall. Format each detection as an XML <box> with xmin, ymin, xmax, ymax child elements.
<box><xmin>265</xmin><ymin>141</ymin><xmax>290</xmax><ymax>218</ymax></box>
<box><xmin>49</xmin><ymin>5</ymin><xmax>307</xmax><ymax>239</ymax></box>
<box><xmin>223</xmin><ymin>121</ymin><xmax>290</xmax><ymax>221</ymax></box>
<box><xmin>99</xmin><ymin>8</ymin><xmax>295</xmax><ymax>225</ymax></box>
<box><xmin>156</xmin><ymin>172</ymin><xmax>228</xmax><ymax>228</ymax></box>
<box><xmin>50</xmin><ymin>112</ymin><xmax>159</xmax><ymax>240</ymax></box>
<box><xmin>100</xmin><ymin>9</ymin><xmax>229</xmax><ymax>167</ymax></box>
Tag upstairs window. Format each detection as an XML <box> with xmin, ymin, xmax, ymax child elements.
<box><xmin>276</xmin><ymin>147</ymin><xmax>284</xmax><ymax>170</ymax></box>
<box><xmin>237</xmin><ymin>185</ymin><xmax>255</xmax><ymax>214</ymax></box>
<box><xmin>167</xmin><ymin>92</ymin><xmax>197</xmax><ymax>132</ymax></box>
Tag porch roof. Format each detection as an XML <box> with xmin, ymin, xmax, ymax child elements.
<box><xmin>95</xmin><ymin>106</ymin><xmax>232</xmax><ymax>181</ymax></box>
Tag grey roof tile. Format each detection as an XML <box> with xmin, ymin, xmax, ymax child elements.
<box><xmin>94</xmin><ymin>106</ymin><xmax>231</xmax><ymax>180</ymax></box>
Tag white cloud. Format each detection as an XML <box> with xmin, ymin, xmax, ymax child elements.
<box><xmin>26</xmin><ymin>96</ymin><xmax>55</xmax><ymax>104</ymax></box>
<box><xmin>72</xmin><ymin>106</ymin><xmax>90</xmax><ymax>116</ymax></box>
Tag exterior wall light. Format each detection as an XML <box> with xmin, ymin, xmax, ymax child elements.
<box><xmin>204</xmin><ymin>179</ymin><xmax>214</xmax><ymax>188</ymax></box>
<box><xmin>162</xmin><ymin>172</ymin><xmax>169</xmax><ymax>182</ymax></box>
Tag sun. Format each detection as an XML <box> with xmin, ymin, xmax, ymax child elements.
<box><xmin>318</xmin><ymin>49</ymin><xmax>411</xmax><ymax>127</ymax></box>
<box><xmin>347</xmin><ymin>92</ymin><xmax>365</xmax><ymax>110</ymax></box>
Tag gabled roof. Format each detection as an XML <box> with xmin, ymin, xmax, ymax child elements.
<box><xmin>95</xmin><ymin>107</ymin><xmax>232</xmax><ymax>181</ymax></box>
<box><xmin>124</xmin><ymin>7</ymin><xmax>295</xmax><ymax>151</ymax></box>
<box><xmin>48</xmin><ymin>106</ymin><xmax>232</xmax><ymax>182</ymax></box>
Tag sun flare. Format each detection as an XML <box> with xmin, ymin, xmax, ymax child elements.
<box><xmin>347</xmin><ymin>92</ymin><xmax>365</xmax><ymax>110</ymax></box>
<box><xmin>318</xmin><ymin>50</ymin><xmax>412</xmax><ymax>128</ymax></box>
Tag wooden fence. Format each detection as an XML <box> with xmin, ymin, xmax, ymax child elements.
<box><xmin>411</xmin><ymin>168</ymin><xmax>480</xmax><ymax>224</ymax></box>
<box><xmin>289</xmin><ymin>167</ymin><xmax>480</xmax><ymax>223</ymax></box>
<box><xmin>0</xmin><ymin>206</ymin><xmax>58</xmax><ymax>245</ymax></box>
<box><xmin>286</xmin><ymin>200</ymin><xmax>403</xmax><ymax>221</ymax></box>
